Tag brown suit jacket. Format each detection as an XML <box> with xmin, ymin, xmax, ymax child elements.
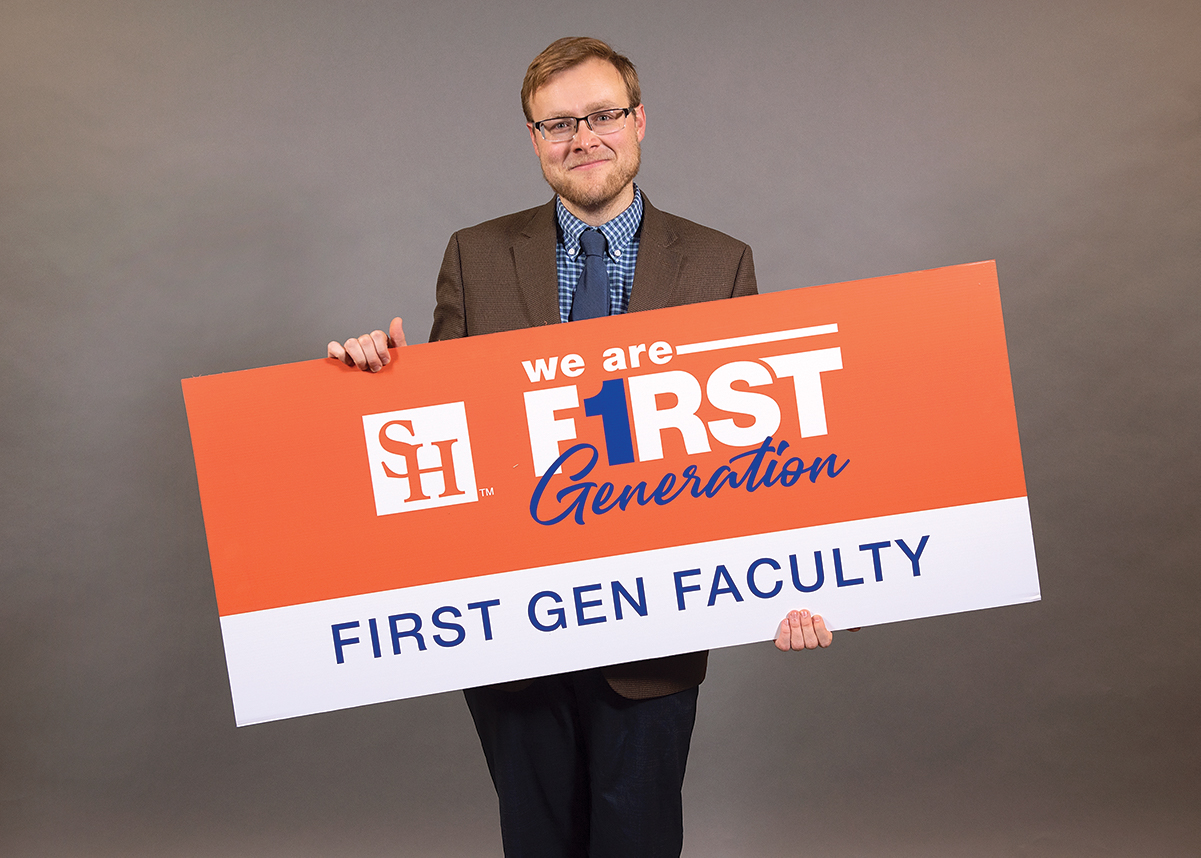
<box><xmin>429</xmin><ymin>194</ymin><xmax>758</xmax><ymax>699</ymax></box>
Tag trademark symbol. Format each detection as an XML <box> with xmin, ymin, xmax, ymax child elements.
<box><xmin>479</xmin><ymin>487</ymin><xmax>495</xmax><ymax>498</ymax></box>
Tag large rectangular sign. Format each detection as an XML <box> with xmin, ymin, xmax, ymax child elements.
<box><xmin>183</xmin><ymin>261</ymin><xmax>1039</xmax><ymax>725</ymax></box>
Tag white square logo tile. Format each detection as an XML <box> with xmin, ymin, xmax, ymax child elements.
<box><xmin>362</xmin><ymin>403</ymin><xmax>477</xmax><ymax>516</ymax></box>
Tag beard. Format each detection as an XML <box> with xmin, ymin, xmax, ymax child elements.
<box><xmin>542</xmin><ymin>139</ymin><xmax>642</xmax><ymax>214</ymax></box>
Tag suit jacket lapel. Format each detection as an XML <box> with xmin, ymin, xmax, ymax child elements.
<box><xmin>511</xmin><ymin>193</ymin><xmax>684</xmax><ymax>322</ymax></box>
<box><xmin>629</xmin><ymin>195</ymin><xmax>683</xmax><ymax>313</ymax></box>
<box><xmin>512</xmin><ymin>199</ymin><xmax>561</xmax><ymax>327</ymax></box>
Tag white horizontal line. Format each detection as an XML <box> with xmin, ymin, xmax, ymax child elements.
<box><xmin>675</xmin><ymin>323</ymin><xmax>838</xmax><ymax>355</ymax></box>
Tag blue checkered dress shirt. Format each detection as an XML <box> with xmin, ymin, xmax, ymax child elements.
<box><xmin>555</xmin><ymin>186</ymin><xmax>643</xmax><ymax>322</ymax></box>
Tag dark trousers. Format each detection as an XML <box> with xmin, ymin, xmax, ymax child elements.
<box><xmin>463</xmin><ymin>669</ymin><xmax>699</xmax><ymax>858</ymax></box>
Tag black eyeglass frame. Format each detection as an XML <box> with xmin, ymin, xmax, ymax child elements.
<box><xmin>531</xmin><ymin>107</ymin><xmax>637</xmax><ymax>141</ymax></box>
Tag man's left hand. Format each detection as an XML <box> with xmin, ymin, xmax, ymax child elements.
<box><xmin>774</xmin><ymin>609</ymin><xmax>833</xmax><ymax>652</ymax></box>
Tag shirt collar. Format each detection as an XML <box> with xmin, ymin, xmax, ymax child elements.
<box><xmin>556</xmin><ymin>184</ymin><xmax>643</xmax><ymax>260</ymax></box>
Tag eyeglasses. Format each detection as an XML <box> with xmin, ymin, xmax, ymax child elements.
<box><xmin>532</xmin><ymin>107</ymin><xmax>635</xmax><ymax>142</ymax></box>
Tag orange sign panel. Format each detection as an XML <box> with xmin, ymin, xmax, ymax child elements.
<box><xmin>183</xmin><ymin>261</ymin><xmax>1039</xmax><ymax>725</ymax></box>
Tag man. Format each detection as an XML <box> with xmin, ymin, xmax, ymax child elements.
<box><xmin>329</xmin><ymin>36</ymin><xmax>836</xmax><ymax>858</ymax></box>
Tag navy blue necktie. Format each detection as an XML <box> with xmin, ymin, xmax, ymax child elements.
<box><xmin>570</xmin><ymin>228</ymin><xmax>609</xmax><ymax>321</ymax></box>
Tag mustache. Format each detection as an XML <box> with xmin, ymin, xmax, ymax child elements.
<box><xmin>566</xmin><ymin>154</ymin><xmax>615</xmax><ymax>169</ymax></box>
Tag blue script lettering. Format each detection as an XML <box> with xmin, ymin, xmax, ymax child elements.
<box><xmin>529</xmin><ymin>436</ymin><xmax>849</xmax><ymax>526</ymax></box>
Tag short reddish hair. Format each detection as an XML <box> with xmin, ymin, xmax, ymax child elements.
<box><xmin>521</xmin><ymin>37</ymin><xmax>641</xmax><ymax>122</ymax></box>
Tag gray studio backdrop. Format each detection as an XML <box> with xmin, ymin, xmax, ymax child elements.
<box><xmin>3</xmin><ymin>1</ymin><xmax>1198</xmax><ymax>856</ymax></box>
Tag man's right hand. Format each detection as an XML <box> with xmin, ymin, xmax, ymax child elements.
<box><xmin>327</xmin><ymin>316</ymin><xmax>407</xmax><ymax>371</ymax></box>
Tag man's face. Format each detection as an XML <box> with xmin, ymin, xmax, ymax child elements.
<box><xmin>527</xmin><ymin>57</ymin><xmax>646</xmax><ymax>223</ymax></box>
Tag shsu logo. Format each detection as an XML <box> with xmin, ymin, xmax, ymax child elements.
<box><xmin>362</xmin><ymin>403</ymin><xmax>478</xmax><ymax>516</ymax></box>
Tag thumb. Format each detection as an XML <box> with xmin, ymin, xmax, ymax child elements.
<box><xmin>388</xmin><ymin>316</ymin><xmax>407</xmax><ymax>348</ymax></box>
